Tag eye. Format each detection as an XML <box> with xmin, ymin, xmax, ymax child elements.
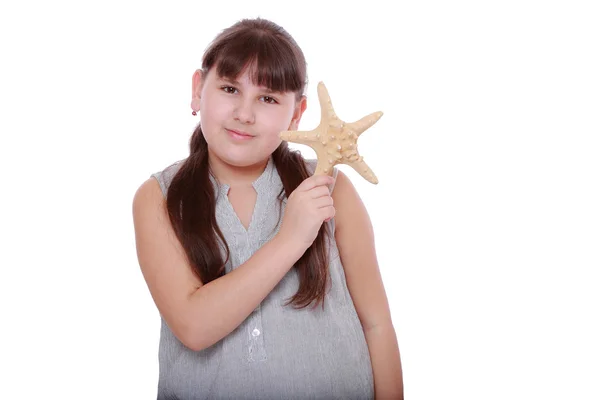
<box><xmin>221</xmin><ymin>86</ymin><xmax>237</xmax><ymax>94</ymax></box>
<box><xmin>261</xmin><ymin>96</ymin><xmax>278</xmax><ymax>104</ymax></box>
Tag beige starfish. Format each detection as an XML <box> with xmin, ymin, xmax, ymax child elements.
<box><xmin>279</xmin><ymin>81</ymin><xmax>382</xmax><ymax>184</ymax></box>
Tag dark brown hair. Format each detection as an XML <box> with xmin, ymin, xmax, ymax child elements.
<box><xmin>165</xmin><ymin>18</ymin><xmax>332</xmax><ymax>310</ymax></box>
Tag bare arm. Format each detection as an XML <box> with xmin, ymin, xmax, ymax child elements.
<box><xmin>132</xmin><ymin>173</ymin><xmax>334</xmax><ymax>352</ymax></box>
<box><xmin>187</xmin><ymin>232</ymin><xmax>303</xmax><ymax>351</ymax></box>
<box><xmin>332</xmin><ymin>171</ymin><xmax>404</xmax><ymax>399</ymax></box>
<box><xmin>133</xmin><ymin>178</ymin><xmax>305</xmax><ymax>351</ymax></box>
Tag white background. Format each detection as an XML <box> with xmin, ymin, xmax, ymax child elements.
<box><xmin>1</xmin><ymin>0</ymin><xmax>598</xmax><ymax>399</ymax></box>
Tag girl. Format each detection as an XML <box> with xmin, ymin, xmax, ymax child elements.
<box><xmin>132</xmin><ymin>17</ymin><xmax>403</xmax><ymax>400</ymax></box>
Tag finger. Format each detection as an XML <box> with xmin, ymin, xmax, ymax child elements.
<box><xmin>313</xmin><ymin>195</ymin><xmax>334</xmax><ymax>209</ymax></box>
<box><xmin>308</xmin><ymin>186</ymin><xmax>331</xmax><ymax>199</ymax></box>
<box><xmin>297</xmin><ymin>174</ymin><xmax>335</xmax><ymax>192</ymax></box>
<box><xmin>321</xmin><ymin>206</ymin><xmax>336</xmax><ymax>221</ymax></box>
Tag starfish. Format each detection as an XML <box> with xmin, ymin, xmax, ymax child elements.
<box><xmin>279</xmin><ymin>81</ymin><xmax>382</xmax><ymax>184</ymax></box>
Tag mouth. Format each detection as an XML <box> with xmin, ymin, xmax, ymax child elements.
<box><xmin>226</xmin><ymin>128</ymin><xmax>255</xmax><ymax>140</ymax></box>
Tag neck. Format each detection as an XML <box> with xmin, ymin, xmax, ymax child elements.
<box><xmin>208</xmin><ymin>151</ymin><xmax>270</xmax><ymax>188</ymax></box>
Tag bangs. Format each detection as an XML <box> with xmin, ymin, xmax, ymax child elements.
<box><xmin>203</xmin><ymin>30</ymin><xmax>305</xmax><ymax>94</ymax></box>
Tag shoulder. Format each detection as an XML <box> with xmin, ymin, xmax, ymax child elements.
<box><xmin>330</xmin><ymin>169</ymin><xmax>370</xmax><ymax>233</ymax></box>
<box><xmin>132</xmin><ymin>158</ymin><xmax>186</xmax><ymax>213</ymax></box>
<box><xmin>132</xmin><ymin>178</ymin><xmax>164</xmax><ymax>221</ymax></box>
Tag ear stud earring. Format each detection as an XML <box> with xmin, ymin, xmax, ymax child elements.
<box><xmin>191</xmin><ymin>97</ymin><xmax>201</xmax><ymax>116</ymax></box>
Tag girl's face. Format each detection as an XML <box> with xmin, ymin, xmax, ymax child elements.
<box><xmin>194</xmin><ymin>66</ymin><xmax>306</xmax><ymax>168</ymax></box>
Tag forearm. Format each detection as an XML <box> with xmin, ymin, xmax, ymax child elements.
<box><xmin>365</xmin><ymin>323</ymin><xmax>404</xmax><ymax>400</ymax></box>
<box><xmin>187</xmin><ymin>233</ymin><xmax>305</xmax><ymax>351</ymax></box>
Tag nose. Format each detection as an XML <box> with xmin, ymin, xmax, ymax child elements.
<box><xmin>233</xmin><ymin>96</ymin><xmax>255</xmax><ymax>125</ymax></box>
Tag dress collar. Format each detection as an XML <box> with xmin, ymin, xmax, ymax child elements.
<box><xmin>209</xmin><ymin>156</ymin><xmax>276</xmax><ymax>196</ymax></box>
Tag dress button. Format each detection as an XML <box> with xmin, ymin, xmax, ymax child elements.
<box><xmin>252</xmin><ymin>328</ymin><xmax>261</xmax><ymax>337</ymax></box>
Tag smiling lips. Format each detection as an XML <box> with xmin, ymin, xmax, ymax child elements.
<box><xmin>226</xmin><ymin>128</ymin><xmax>255</xmax><ymax>140</ymax></box>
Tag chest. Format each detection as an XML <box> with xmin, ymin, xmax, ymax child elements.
<box><xmin>226</xmin><ymin>186</ymin><xmax>257</xmax><ymax>231</ymax></box>
<box><xmin>215</xmin><ymin>180</ymin><xmax>286</xmax><ymax>271</ymax></box>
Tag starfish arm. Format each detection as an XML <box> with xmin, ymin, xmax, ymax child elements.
<box><xmin>317</xmin><ymin>81</ymin><xmax>338</xmax><ymax>122</ymax></box>
<box><xmin>314</xmin><ymin>157</ymin><xmax>336</xmax><ymax>176</ymax></box>
<box><xmin>345</xmin><ymin>157</ymin><xmax>379</xmax><ymax>185</ymax></box>
<box><xmin>279</xmin><ymin>129</ymin><xmax>320</xmax><ymax>144</ymax></box>
<box><xmin>348</xmin><ymin>111</ymin><xmax>383</xmax><ymax>136</ymax></box>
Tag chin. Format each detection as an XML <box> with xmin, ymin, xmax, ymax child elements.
<box><xmin>209</xmin><ymin>139</ymin><xmax>279</xmax><ymax>167</ymax></box>
<box><xmin>219</xmin><ymin>152</ymin><xmax>266</xmax><ymax>168</ymax></box>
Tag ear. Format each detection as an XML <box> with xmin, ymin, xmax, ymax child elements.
<box><xmin>191</xmin><ymin>69</ymin><xmax>204</xmax><ymax>113</ymax></box>
<box><xmin>288</xmin><ymin>95</ymin><xmax>307</xmax><ymax>130</ymax></box>
<box><xmin>192</xmin><ymin>69</ymin><xmax>204</xmax><ymax>99</ymax></box>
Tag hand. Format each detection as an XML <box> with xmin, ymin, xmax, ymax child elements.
<box><xmin>278</xmin><ymin>174</ymin><xmax>336</xmax><ymax>251</ymax></box>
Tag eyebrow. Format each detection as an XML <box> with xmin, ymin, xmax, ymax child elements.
<box><xmin>218</xmin><ymin>77</ymin><xmax>278</xmax><ymax>94</ymax></box>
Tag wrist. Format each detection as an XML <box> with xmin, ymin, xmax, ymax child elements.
<box><xmin>272</xmin><ymin>231</ymin><xmax>307</xmax><ymax>261</ymax></box>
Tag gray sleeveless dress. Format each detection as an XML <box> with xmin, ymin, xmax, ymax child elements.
<box><xmin>150</xmin><ymin>156</ymin><xmax>374</xmax><ymax>400</ymax></box>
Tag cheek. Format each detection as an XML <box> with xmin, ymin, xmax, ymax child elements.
<box><xmin>262</xmin><ymin>107</ymin><xmax>294</xmax><ymax>130</ymax></box>
<box><xmin>200</xmin><ymin>96</ymin><xmax>230</xmax><ymax>129</ymax></box>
